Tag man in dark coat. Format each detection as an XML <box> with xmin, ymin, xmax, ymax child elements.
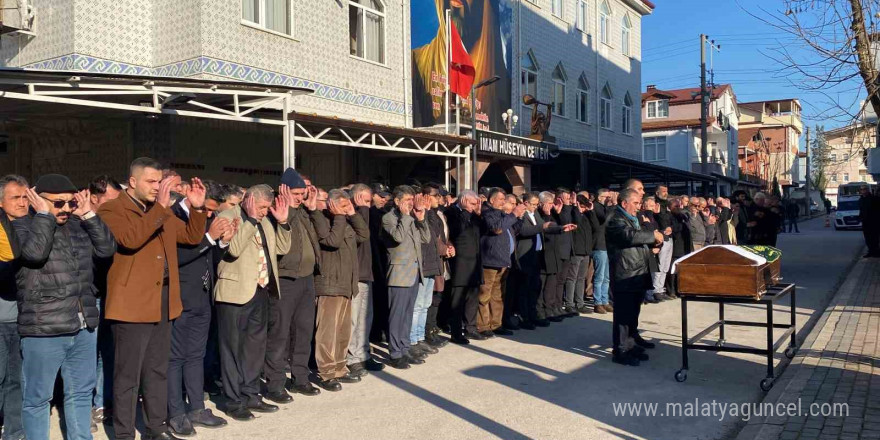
<box><xmin>477</xmin><ymin>189</ymin><xmax>522</xmax><ymax>337</ymax></box>
<box><xmin>564</xmin><ymin>194</ymin><xmax>596</xmax><ymax>314</ymax></box>
<box><xmin>536</xmin><ymin>191</ymin><xmax>577</xmax><ymax>324</ymax></box>
<box><xmin>506</xmin><ymin>192</ymin><xmax>546</xmax><ymax>330</ymax></box>
<box><xmin>859</xmin><ymin>185</ymin><xmax>880</xmax><ymax>258</ymax></box>
<box><xmin>15</xmin><ymin>175</ymin><xmax>116</xmax><ymax>440</ymax></box>
<box><xmin>605</xmin><ymin>188</ymin><xmax>663</xmax><ymax>367</ymax></box>
<box><xmin>445</xmin><ymin>191</ymin><xmax>483</xmax><ymax>344</ymax></box>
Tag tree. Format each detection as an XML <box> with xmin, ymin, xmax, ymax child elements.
<box><xmin>755</xmin><ymin>1</ymin><xmax>880</xmax><ymax>124</ymax></box>
<box><xmin>810</xmin><ymin>124</ymin><xmax>831</xmax><ymax>190</ymax></box>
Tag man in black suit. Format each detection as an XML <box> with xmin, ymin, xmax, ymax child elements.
<box><xmin>445</xmin><ymin>190</ymin><xmax>483</xmax><ymax>344</ymax></box>
<box><xmin>506</xmin><ymin>192</ymin><xmax>546</xmax><ymax>330</ymax></box>
<box><xmin>167</xmin><ymin>191</ymin><xmax>232</xmax><ymax>436</ymax></box>
<box><xmin>536</xmin><ymin>191</ymin><xmax>577</xmax><ymax>324</ymax></box>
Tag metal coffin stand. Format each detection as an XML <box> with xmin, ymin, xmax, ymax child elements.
<box><xmin>674</xmin><ymin>283</ymin><xmax>797</xmax><ymax>391</ymax></box>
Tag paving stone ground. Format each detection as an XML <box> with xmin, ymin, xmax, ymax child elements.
<box><xmin>737</xmin><ymin>256</ymin><xmax>880</xmax><ymax>440</ymax></box>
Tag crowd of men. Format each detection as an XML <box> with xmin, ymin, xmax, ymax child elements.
<box><xmin>0</xmin><ymin>158</ymin><xmax>789</xmax><ymax>440</ymax></box>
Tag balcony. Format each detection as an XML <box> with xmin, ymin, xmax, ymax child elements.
<box><xmin>691</xmin><ymin>160</ymin><xmax>724</xmax><ymax>176</ymax></box>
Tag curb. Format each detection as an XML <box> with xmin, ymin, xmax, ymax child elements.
<box><xmin>733</xmin><ymin>246</ymin><xmax>868</xmax><ymax>440</ymax></box>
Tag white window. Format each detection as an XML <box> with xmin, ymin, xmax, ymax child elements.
<box><xmin>622</xmin><ymin>93</ymin><xmax>632</xmax><ymax>135</ymax></box>
<box><xmin>621</xmin><ymin>14</ymin><xmax>632</xmax><ymax>56</ymax></box>
<box><xmin>830</xmin><ymin>153</ymin><xmax>837</xmax><ymax>162</ymax></box>
<box><xmin>521</xmin><ymin>51</ymin><xmax>539</xmax><ymax>103</ymax></box>
<box><xmin>349</xmin><ymin>0</ymin><xmax>386</xmax><ymax>64</ymax></box>
<box><xmin>646</xmin><ymin>100</ymin><xmax>668</xmax><ymax>118</ymax></box>
<box><xmin>576</xmin><ymin>0</ymin><xmax>589</xmax><ymax>32</ymax></box>
<box><xmin>576</xmin><ymin>74</ymin><xmax>590</xmax><ymax>123</ymax></box>
<box><xmin>242</xmin><ymin>0</ymin><xmax>292</xmax><ymax>36</ymax></box>
<box><xmin>643</xmin><ymin>137</ymin><xmax>667</xmax><ymax>161</ymax></box>
<box><xmin>831</xmin><ymin>174</ymin><xmax>838</xmax><ymax>182</ymax></box>
<box><xmin>599</xmin><ymin>1</ymin><xmax>611</xmax><ymax>45</ymax></box>
<box><xmin>600</xmin><ymin>84</ymin><xmax>613</xmax><ymax>129</ymax></box>
<box><xmin>551</xmin><ymin>0</ymin><xmax>562</xmax><ymax>17</ymax></box>
<box><xmin>844</xmin><ymin>173</ymin><xmax>850</xmax><ymax>182</ymax></box>
<box><xmin>552</xmin><ymin>64</ymin><xmax>567</xmax><ymax>117</ymax></box>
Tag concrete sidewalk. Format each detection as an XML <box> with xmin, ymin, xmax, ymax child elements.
<box><xmin>736</xmin><ymin>255</ymin><xmax>880</xmax><ymax>440</ymax></box>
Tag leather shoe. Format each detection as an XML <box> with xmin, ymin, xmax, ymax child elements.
<box><xmin>143</xmin><ymin>432</ymin><xmax>185</xmax><ymax>440</ymax></box>
<box><xmin>317</xmin><ymin>379</ymin><xmax>342</xmax><ymax>392</ymax></box>
<box><xmin>364</xmin><ymin>358</ymin><xmax>385</xmax><ymax>371</ymax></box>
<box><xmin>480</xmin><ymin>330</ymin><xmax>495</xmax><ymax>338</ymax></box>
<box><xmin>450</xmin><ymin>334</ymin><xmax>470</xmax><ymax>345</ymax></box>
<box><xmin>224</xmin><ymin>407</ymin><xmax>254</xmax><ymax>422</ymax></box>
<box><xmin>604</xmin><ymin>304</ymin><xmax>614</xmax><ymax>312</ymax></box>
<box><xmin>502</xmin><ymin>323</ymin><xmax>521</xmax><ymax>331</ymax></box>
<box><xmin>426</xmin><ymin>334</ymin><xmax>449</xmax><ymax>348</ymax></box>
<box><xmin>263</xmin><ymin>390</ymin><xmax>293</xmax><ymax>404</ymax></box>
<box><xmin>387</xmin><ymin>357</ymin><xmax>411</xmax><ymax>369</ymax></box>
<box><xmin>547</xmin><ymin>316</ymin><xmax>563</xmax><ymax>322</ymax></box>
<box><xmin>286</xmin><ymin>381</ymin><xmax>321</xmax><ymax>396</ymax></box>
<box><xmin>168</xmin><ymin>415</ymin><xmax>195</xmax><ymax>437</ymax></box>
<box><xmin>533</xmin><ymin>319</ymin><xmax>550</xmax><ymax>327</ymax></box>
<box><xmin>247</xmin><ymin>400</ymin><xmax>279</xmax><ymax>413</ymax></box>
<box><xmin>417</xmin><ymin>341</ymin><xmax>439</xmax><ymax>354</ymax></box>
<box><xmin>519</xmin><ymin>321</ymin><xmax>536</xmax><ymax>330</ymax></box>
<box><xmin>466</xmin><ymin>331</ymin><xmax>487</xmax><ymax>341</ymax></box>
<box><xmin>407</xmin><ymin>348</ymin><xmax>428</xmax><ymax>360</ymax></box>
<box><xmin>578</xmin><ymin>306</ymin><xmax>594</xmax><ymax>314</ymax></box>
<box><xmin>634</xmin><ymin>336</ymin><xmax>656</xmax><ymax>349</ymax></box>
<box><xmin>612</xmin><ymin>352</ymin><xmax>641</xmax><ymax>367</ymax></box>
<box><xmin>348</xmin><ymin>363</ymin><xmax>368</xmax><ymax>378</ymax></box>
<box><xmin>493</xmin><ymin>327</ymin><xmax>513</xmax><ymax>336</ymax></box>
<box><xmin>188</xmin><ymin>409</ymin><xmax>227</xmax><ymax>428</ymax></box>
<box><xmin>337</xmin><ymin>372</ymin><xmax>362</xmax><ymax>384</ymax></box>
<box><xmin>593</xmin><ymin>305</ymin><xmax>607</xmax><ymax>314</ymax></box>
<box><xmin>405</xmin><ymin>353</ymin><xmax>425</xmax><ymax>365</ymax></box>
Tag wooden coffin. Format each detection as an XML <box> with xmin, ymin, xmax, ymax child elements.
<box><xmin>676</xmin><ymin>246</ymin><xmax>780</xmax><ymax>299</ymax></box>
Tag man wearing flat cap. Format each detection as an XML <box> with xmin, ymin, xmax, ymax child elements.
<box><xmin>264</xmin><ymin>168</ymin><xmax>324</xmax><ymax>401</ymax></box>
<box><xmin>14</xmin><ymin>174</ymin><xmax>116</xmax><ymax>440</ymax></box>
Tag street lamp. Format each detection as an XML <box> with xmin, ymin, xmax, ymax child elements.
<box><xmin>471</xmin><ymin>75</ymin><xmax>501</xmax><ymax>190</ymax></box>
<box><xmin>501</xmin><ymin>108</ymin><xmax>518</xmax><ymax>135</ymax></box>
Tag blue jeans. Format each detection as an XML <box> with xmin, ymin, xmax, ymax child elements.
<box><xmin>94</xmin><ymin>298</ymin><xmax>113</xmax><ymax>410</ymax></box>
<box><xmin>22</xmin><ymin>329</ymin><xmax>97</xmax><ymax>440</ymax></box>
<box><xmin>410</xmin><ymin>277</ymin><xmax>435</xmax><ymax>344</ymax></box>
<box><xmin>591</xmin><ymin>250</ymin><xmax>610</xmax><ymax>306</ymax></box>
<box><xmin>0</xmin><ymin>323</ymin><xmax>23</xmax><ymax>440</ymax></box>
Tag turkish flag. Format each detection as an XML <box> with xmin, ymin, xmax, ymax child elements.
<box><xmin>449</xmin><ymin>22</ymin><xmax>475</xmax><ymax>99</ymax></box>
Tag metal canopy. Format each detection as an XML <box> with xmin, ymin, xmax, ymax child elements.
<box><xmin>0</xmin><ymin>68</ymin><xmax>313</xmax><ymax>126</ymax></box>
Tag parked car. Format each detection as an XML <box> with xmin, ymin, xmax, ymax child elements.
<box><xmin>834</xmin><ymin>197</ymin><xmax>862</xmax><ymax>230</ymax></box>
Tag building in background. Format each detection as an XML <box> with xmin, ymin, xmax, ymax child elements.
<box><xmin>738</xmin><ymin>99</ymin><xmax>803</xmax><ymax>194</ymax></box>
<box><xmin>639</xmin><ymin>84</ymin><xmax>740</xmax><ymax>195</ymax></box>
<box><xmin>738</xmin><ymin>128</ymin><xmax>771</xmax><ymax>189</ymax></box>
<box><xmin>822</xmin><ymin>123</ymin><xmax>876</xmax><ymax>206</ymax></box>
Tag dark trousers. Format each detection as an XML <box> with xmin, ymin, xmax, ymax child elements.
<box><xmin>425</xmin><ymin>289</ymin><xmax>443</xmax><ymax>334</ymax></box>
<box><xmin>507</xmin><ymin>267</ymin><xmax>540</xmax><ymax>324</ymax></box>
<box><xmin>370</xmin><ymin>279</ymin><xmax>390</xmax><ymax>343</ymax></box>
<box><xmin>447</xmin><ymin>286</ymin><xmax>479</xmax><ymax>335</ymax></box>
<box><xmin>167</xmin><ymin>288</ymin><xmax>211</xmax><ymax>419</ymax></box>
<box><xmin>112</xmin><ymin>318</ymin><xmax>172</xmax><ymax>439</ymax></box>
<box><xmin>0</xmin><ymin>322</ymin><xmax>22</xmax><ymax>440</ymax></box>
<box><xmin>865</xmin><ymin>227</ymin><xmax>880</xmax><ymax>256</ymax></box>
<box><xmin>538</xmin><ymin>272</ymin><xmax>559</xmax><ymax>319</ymax></box>
<box><xmin>612</xmin><ymin>290</ymin><xmax>644</xmax><ymax>354</ymax></box>
<box><xmin>217</xmin><ymin>287</ymin><xmax>269</xmax><ymax>411</ymax></box>
<box><xmin>387</xmin><ymin>283</ymin><xmax>418</xmax><ymax>359</ymax></box>
<box><xmin>265</xmin><ymin>276</ymin><xmax>315</xmax><ymax>390</ymax></box>
<box><xmin>787</xmin><ymin>215</ymin><xmax>800</xmax><ymax>233</ymax></box>
<box><xmin>553</xmin><ymin>259</ymin><xmax>571</xmax><ymax>313</ymax></box>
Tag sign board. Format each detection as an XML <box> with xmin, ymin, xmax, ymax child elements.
<box><xmin>476</xmin><ymin>130</ymin><xmax>550</xmax><ymax>162</ymax></box>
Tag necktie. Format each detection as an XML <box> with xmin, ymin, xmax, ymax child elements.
<box><xmin>255</xmin><ymin>228</ymin><xmax>269</xmax><ymax>288</ymax></box>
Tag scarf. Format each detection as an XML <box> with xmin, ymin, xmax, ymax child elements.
<box><xmin>616</xmin><ymin>205</ymin><xmax>641</xmax><ymax>230</ymax></box>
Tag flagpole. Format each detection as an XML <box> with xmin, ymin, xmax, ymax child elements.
<box><xmin>444</xmin><ymin>8</ymin><xmax>451</xmax><ymax>135</ymax></box>
<box><xmin>455</xmin><ymin>95</ymin><xmax>460</xmax><ymax>136</ymax></box>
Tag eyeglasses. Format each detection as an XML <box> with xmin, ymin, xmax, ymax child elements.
<box><xmin>42</xmin><ymin>196</ymin><xmax>78</xmax><ymax>210</ymax></box>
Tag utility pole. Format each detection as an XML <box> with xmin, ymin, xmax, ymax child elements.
<box><xmin>700</xmin><ymin>34</ymin><xmax>709</xmax><ymax>177</ymax></box>
<box><xmin>805</xmin><ymin>126</ymin><xmax>811</xmax><ymax>214</ymax></box>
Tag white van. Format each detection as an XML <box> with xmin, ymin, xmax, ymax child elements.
<box><xmin>834</xmin><ymin>195</ymin><xmax>862</xmax><ymax>230</ymax></box>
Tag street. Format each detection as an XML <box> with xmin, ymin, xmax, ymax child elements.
<box><xmin>56</xmin><ymin>216</ymin><xmax>862</xmax><ymax>440</ymax></box>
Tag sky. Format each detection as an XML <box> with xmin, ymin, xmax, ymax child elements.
<box><xmin>640</xmin><ymin>0</ymin><xmax>871</xmax><ymax>135</ymax></box>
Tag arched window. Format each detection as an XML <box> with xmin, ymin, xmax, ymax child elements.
<box><xmin>349</xmin><ymin>0</ymin><xmax>385</xmax><ymax>64</ymax></box>
<box><xmin>599</xmin><ymin>1</ymin><xmax>611</xmax><ymax>45</ymax></box>
<box><xmin>621</xmin><ymin>14</ymin><xmax>632</xmax><ymax>56</ymax></box>
<box><xmin>552</xmin><ymin>63</ymin><xmax>567</xmax><ymax>117</ymax></box>
<box><xmin>576</xmin><ymin>74</ymin><xmax>590</xmax><ymax>123</ymax></box>
<box><xmin>521</xmin><ymin>50</ymin><xmax>539</xmax><ymax>100</ymax></box>
<box><xmin>600</xmin><ymin>84</ymin><xmax>613</xmax><ymax>129</ymax></box>
<box><xmin>622</xmin><ymin>92</ymin><xmax>633</xmax><ymax>134</ymax></box>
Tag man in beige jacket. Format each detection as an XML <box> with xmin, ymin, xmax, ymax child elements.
<box><xmin>214</xmin><ymin>184</ymin><xmax>291</xmax><ymax>422</ymax></box>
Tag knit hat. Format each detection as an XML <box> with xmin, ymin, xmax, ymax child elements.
<box><xmin>280</xmin><ymin>168</ymin><xmax>307</xmax><ymax>189</ymax></box>
<box><xmin>34</xmin><ymin>174</ymin><xmax>77</xmax><ymax>194</ymax></box>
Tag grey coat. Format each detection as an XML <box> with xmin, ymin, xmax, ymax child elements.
<box><xmin>381</xmin><ymin>208</ymin><xmax>432</xmax><ymax>287</ymax></box>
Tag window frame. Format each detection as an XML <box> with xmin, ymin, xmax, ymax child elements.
<box><xmin>622</xmin><ymin>93</ymin><xmax>632</xmax><ymax>135</ymax></box>
<box><xmin>576</xmin><ymin>0</ymin><xmax>588</xmax><ymax>32</ymax></box>
<box><xmin>348</xmin><ymin>0</ymin><xmax>387</xmax><ymax>66</ymax></box>
<box><xmin>600</xmin><ymin>85</ymin><xmax>613</xmax><ymax>130</ymax></box>
<box><xmin>551</xmin><ymin>64</ymin><xmax>567</xmax><ymax>117</ymax></box>
<box><xmin>241</xmin><ymin>0</ymin><xmax>295</xmax><ymax>38</ymax></box>
<box><xmin>621</xmin><ymin>14</ymin><xmax>631</xmax><ymax>56</ymax></box>
<box><xmin>646</xmin><ymin>99</ymin><xmax>668</xmax><ymax>119</ymax></box>
<box><xmin>599</xmin><ymin>0</ymin><xmax>611</xmax><ymax>46</ymax></box>
<box><xmin>576</xmin><ymin>76</ymin><xmax>590</xmax><ymax>124</ymax></box>
<box><xmin>843</xmin><ymin>173</ymin><xmax>850</xmax><ymax>182</ymax></box>
<box><xmin>643</xmin><ymin>136</ymin><xmax>667</xmax><ymax>162</ymax></box>
<box><xmin>551</xmin><ymin>0</ymin><xmax>563</xmax><ymax>18</ymax></box>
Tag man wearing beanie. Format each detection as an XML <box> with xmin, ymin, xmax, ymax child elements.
<box><xmin>264</xmin><ymin>168</ymin><xmax>324</xmax><ymax>401</ymax></box>
<box><xmin>98</xmin><ymin>158</ymin><xmax>208</xmax><ymax>440</ymax></box>
<box><xmin>14</xmin><ymin>174</ymin><xmax>116</xmax><ymax>440</ymax></box>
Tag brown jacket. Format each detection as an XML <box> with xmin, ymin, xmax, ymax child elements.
<box><xmin>97</xmin><ymin>192</ymin><xmax>207</xmax><ymax>323</ymax></box>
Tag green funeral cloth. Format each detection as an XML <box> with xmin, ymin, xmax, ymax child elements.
<box><xmin>739</xmin><ymin>245</ymin><xmax>782</xmax><ymax>263</ymax></box>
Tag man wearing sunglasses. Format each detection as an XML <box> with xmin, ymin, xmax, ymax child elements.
<box><xmin>13</xmin><ymin>173</ymin><xmax>117</xmax><ymax>440</ymax></box>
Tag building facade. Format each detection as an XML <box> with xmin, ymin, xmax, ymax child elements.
<box><xmin>639</xmin><ymin>84</ymin><xmax>740</xmax><ymax>194</ymax></box>
<box><xmin>822</xmin><ymin>123</ymin><xmax>876</xmax><ymax>206</ymax></box>
<box><xmin>737</xmin><ymin>99</ymin><xmax>803</xmax><ymax>192</ymax></box>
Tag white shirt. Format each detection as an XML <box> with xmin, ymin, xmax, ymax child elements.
<box><xmin>177</xmin><ymin>200</ymin><xmax>228</xmax><ymax>248</ymax></box>
<box><xmin>526</xmin><ymin>211</ymin><xmax>542</xmax><ymax>251</ymax></box>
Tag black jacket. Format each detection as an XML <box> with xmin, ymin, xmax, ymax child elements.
<box><xmin>370</xmin><ymin>205</ymin><xmax>391</xmax><ymax>286</ymax></box>
<box><xmin>420</xmin><ymin>209</ymin><xmax>443</xmax><ymax>278</ymax></box>
<box><xmin>514</xmin><ymin>211</ymin><xmax>544</xmax><ymax>272</ymax></box>
<box><xmin>671</xmin><ymin>209</ymin><xmax>693</xmax><ymax>258</ymax></box>
<box><xmin>356</xmin><ymin>206</ymin><xmax>373</xmax><ymax>282</ymax></box>
<box><xmin>172</xmin><ymin>203</ymin><xmax>216</xmax><ymax>308</ymax></box>
<box><xmin>14</xmin><ymin>213</ymin><xmax>116</xmax><ymax>336</ymax></box>
<box><xmin>640</xmin><ymin>210</ymin><xmax>661</xmax><ymax>273</ymax></box>
<box><xmin>446</xmin><ymin>205</ymin><xmax>482</xmax><ymax>287</ymax></box>
<box><xmin>605</xmin><ymin>208</ymin><xmax>655</xmax><ymax>293</ymax></box>
<box><xmin>311</xmin><ymin>211</ymin><xmax>369</xmax><ymax>297</ymax></box>
<box><xmin>592</xmin><ymin>203</ymin><xmax>610</xmax><ymax>251</ymax></box>
<box><xmin>571</xmin><ymin>208</ymin><xmax>596</xmax><ymax>256</ymax></box>
<box><xmin>480</xmin><ymin>205</ymin><xmax>520</xmax><ymax>269</ymax></box>
<box><xmin>551</xmin><ymin>205</ymin><xmax>574</xmax><ymax>260</ymax></box>
<box><xmin>537</xmin><ymin>210</ymin><xmax>567</xmax><ymax>274</ymax></box>
<box><xmin>656</xmin><ymin>198</ymin><xmax>674</xmax><ymax>241</ymax></box>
